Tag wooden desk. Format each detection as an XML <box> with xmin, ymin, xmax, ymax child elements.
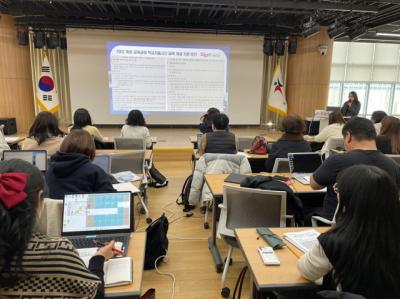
<box><xmin>205</xmin><ymin>173</ymin><xmax>326</xmax><ymax>273</ymax></box>
<box><xmin>235</xmin><ymin>227</ymin><xmax>327</xmax><ymax>297</ymax></box>
<box><xmin>104</xmin><ymin>136</ymin><xmax>157</xmax><ymax>144</ymax></box>
<box><xmin>205</xmin><ymin>173</ymin><xmax>323</xmax><ymax>197</ymax></box>
<box><xmin>96</xmin><ymin>149</ymin><xmax>153</xmax><ymax>161</ymax></box>
<box><xmin>190</xmin><ymin>134</ymin><xmax>279</xmax><ymax>144</ymax></box>
<box><xmin>105</xmin><ymin>232</ymin><xmax>146</xmax><ymax>298</ymax></box>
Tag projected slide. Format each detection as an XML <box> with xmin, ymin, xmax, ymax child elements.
<box><xmin>107</xmin><ymin>43</ymin><xmax>229</xmax><ymax>114</ymax></box>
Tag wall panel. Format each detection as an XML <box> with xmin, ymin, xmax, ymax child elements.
<box><xmin>286</xmin><ymin>28</ymin><xmax>333</xmax><ymax>118</ymax></box>
<box><xmin>0</xmin><ymin>14</ymin><xmax>34</xmax><ymax>133</ymax></box>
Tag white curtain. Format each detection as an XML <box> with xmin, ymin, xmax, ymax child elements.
<box><xmin>28</xmin><ymin>31</ymin><xmax>72</xmax><ymax>128</ymax></box>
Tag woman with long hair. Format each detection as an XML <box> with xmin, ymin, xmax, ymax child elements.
<box><xmin>120</xmin><ymin>109</ymin><xmax>151</xmax><ymax>148</ymax></box>
<box><xmin>298</xmin><ymin>165</ymin><xmax>400</xmax><ymax>298</ymax></box>
<box><xmin>0</xmin><ymin>159</ymin><xmax>114</xmax><ymax>298</ymax></box>
<box><xmin>70</xmin><ymin>108</ymin><xmax>104</xmax><ymax>142</ymax></box>
<box><xmin>376</xmin><ymin>116</ymin><xmax>400</xmax><ymax>154</ymax></box>
<box><xmin>340</xmin><ymin>91</ymin><xmax>361</xmax><ymax>117</ymax></box>
<box><xmin>199</xmin><ymin>107</ymin><xmax>220</xmax><ymax>134</ymax></box>
<box><xmin>22</xmin><ymin>111</ymin><xmax>65</xmax><ymax>155</ymax></box>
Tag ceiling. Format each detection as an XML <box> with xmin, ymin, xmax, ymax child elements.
<box><xmin>1</xmin><ymin>0</ymin><xmax>400</xmax><ymax>42</ymax></box>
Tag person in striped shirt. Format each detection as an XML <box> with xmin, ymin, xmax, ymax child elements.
<box><xmin>0</xmin><ymin>159</ymin><xmax>114</xmax><ymax>298</ymax></box>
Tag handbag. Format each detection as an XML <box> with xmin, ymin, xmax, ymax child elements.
<box><xmin>144</xmin><ymin>214</ymin><xmax>169</xmax><ymax>270</ymax></box>
<box><xmin>249</xmin><ymin>136</ymin><xmax>268</xmax><ymax>155</ymax></box>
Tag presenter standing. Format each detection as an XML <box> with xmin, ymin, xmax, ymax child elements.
<box><xmin>340</xmin><ymin>91</ymin><xmax>361</xmax><ymax>117</ymax></box>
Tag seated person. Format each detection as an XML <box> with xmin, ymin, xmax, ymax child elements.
<box><xmin>376</xmin><ymin>116</ymin><xmax>400</xmax><ymax>155</ymax></box>
<box><xmin>199</xmin><ymin>107</ymin><xmax>220</xmax><ymax>134</ymax></box>
<box><xmin>0</xmin><ymin>125</ymin><xmax>10</xmax><ymax>154</ymax></box>
<box><xmin>310</xmin><ymin>117</ymin><xmax>400</xmax><ymax>220</ymax></box>
<box><xmin>22</xmin><ymin>111</ymin><xmax>64</xmax><ymax>156</ymax></box>
<box><xmin>370</xmin><ymin>110</ymin><xmax>387</xmax><ymax>135</ymax></box>
<box><xmin>69</xmin><ymin>108</ymin><xmax>105</xmax><ymax>142</ymax></box>
<box><xmin>120</xmin><ymin>109</ymin><xmax>152</xmax><ymax>148</ymax></box>
<box><xmin>298</xmin><ymin>165</ymin><xmax>400</xmax><ymax>298</ymax></box>
<box><xmin>45</xmin><ymin>130</ymin><xmax>115</xmax><ymax>199</ymax></box>
<box><xmin>304</xmin><ymin>110</ymin><xmax>345</xmax><ymax>155</ymax></box>
<box><xmin>0</xmin><ymin>159</ymin><xmax>115</xmax><ymax>298</ymax></box>
<box><xmin>264</xmin><ymin>114</ymin><xmax>311</xmax><ymax>172</ymax></box>
<box><xmin>199</xmin><ymin>113</ymin><xmax>237</xmax><ymax>155</ymax></box>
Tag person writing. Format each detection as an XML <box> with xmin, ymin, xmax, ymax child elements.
<box><xmin>340</xmin><ymin>91</ymin><xmax>360</xmax><ymax>117</ymax></box>
<box><xmin>298</xmin><ymin>165</ymin><xmax>400</xmax><ymax>298</ymax></box>
<box><xmin>0</xmin><ymin>159</ymin><xmax>115</xmax><ymax>298</ymax></box>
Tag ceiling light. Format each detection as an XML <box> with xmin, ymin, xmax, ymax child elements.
<box><xmin>348</xmin><ymin>24</ymin><xmax>367</xmax><ymax>40</ymax></box>
<box><xmin>302</xmin><ymin>18</ymin><xmax>320</xmax><ymax>38</ymax></box>
<box><xmin>328</xmin><ymin>23</ymin><xmax>347</xmax><ymax>39</ymax></box>
<box><xmin>376</xmin><ymin>32</ymin><xmax>400</xmax><ymax>38</ymax></box>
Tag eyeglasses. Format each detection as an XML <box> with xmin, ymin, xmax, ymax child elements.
<box><xmin>333</xmin><ymin>183</ymin><xmax>339</xmax><ymax>194</ymax></box>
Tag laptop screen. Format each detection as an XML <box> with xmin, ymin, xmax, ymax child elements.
<box><xmin>62</xmin><ymin>192</ymin><xmax>132</xmax><ymax>235</ymax></box>
<box><xmin>288</xmin><ymin>153</ymin><xmax>323</xmax><ymax>173</ymax></box>
<box><xmin>2</xmin><ymin>150</ymin><xmax>47</xmax><ymax>171</ymax></box>
<box><xmin>93</xmin><ymin>155</ymin><xmax>110</xmax><ymax>173</ymax></box>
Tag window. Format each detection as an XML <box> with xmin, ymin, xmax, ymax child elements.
<box><xmin>366</xmin><ymin>83</ymin><xmax>392</xmax><ymax>115</ymax></box>
<box><xmin>328</xmin><ymin>82</ymin><xmax>342</xmax><ymax>107</ymax></box>
<box><xmin>392</xmin><ymin>85</ymin><xmax>400</xmax><ymax>115</ymax></box>
<box><xmin>330</xmin><ymin>41</ymin><xmax>400</xmax><ymax>116</ymax></box>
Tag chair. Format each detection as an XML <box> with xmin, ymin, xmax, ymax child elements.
<box><xmin>114</xmin><ymin>137</ymin><xmax>145</xmax><ymax>150</ymax></box>
<box><xmin>238</xmin><ymin>136</ymin><xmax>254</xmax><ymax>151</ymax></box>
<box><xmin>110</xmin><ymin>150</ymin><xmax>152</xmax><ymax>223</ymax></box>
<box><xmin>36</xmin><ymin>198</ymin><xmax>63</xmax><ymax>237</ymax></box>
<box><xmin>323</xmin><ymin>137</ymin><xmax>344</xmax><ymax>158</ymax></box>
<box><xmin>386</xmin><ymin>154</ymin><xmax>400</xmax><ymax>165</ymax></box>
<box><xmin>217</xmin><ymin>185</ymin><xmax>287</xmax><ymax>298</ymax></box>
<box><xmin>272</xmin><ymin>158</ymin><xmax>290</xmax><ymax>173</ymax></box>
<box><xmin>93</xmin><ymin>154</ymin><xmax>111</xmax><ymax>174</ymax></box>
<box><xmin>311</xmin><ymin>215</ymin><xmax>334</xmax><ymax>227</ymax></box>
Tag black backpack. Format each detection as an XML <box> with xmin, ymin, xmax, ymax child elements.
<box><xmin>144</xmin><ymin>214</ymin><xmax>169</xmax><ymax>270</ymax></box>
<box><xmin>176</xmin><ymin>174</ymin><xmax>195</xmax><ymax>212</ymax></box>
<box><xmin>148</xmin><ymin>165</ymin><xmax>168</xmax><ymax>188</ymax></box>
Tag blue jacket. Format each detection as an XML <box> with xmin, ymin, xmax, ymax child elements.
<box><xmin>45</xmin><ymin>152</ymin><xmax>115</xmax><ymax>199</ymax></box>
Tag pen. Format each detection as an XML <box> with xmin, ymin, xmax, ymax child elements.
<box><xmin>93</xmin><ymin>240</ymin><xmax>124</xmax><ymax>255</ymax></box>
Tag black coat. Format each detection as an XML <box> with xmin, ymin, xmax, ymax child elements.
<box><xmin>45</xmin><ymin>152</ymin><xmax>115</xmax><ymax>199</ymax></box>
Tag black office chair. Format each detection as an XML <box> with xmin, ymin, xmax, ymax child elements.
<box><xmin>317</xmin><ymin>291</ymin><xmax>366</xmax><ymax>299</ymax></box>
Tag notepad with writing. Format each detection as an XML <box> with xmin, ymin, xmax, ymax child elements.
<box><xmin>284</xmin><ymin>229</ymin><xmax>320</xmax><ymax>253</ymax></box>
<box><xmin>104</xmin><ymin>257</ymin><xmax>133</xmax><ymax>287</ymax></box>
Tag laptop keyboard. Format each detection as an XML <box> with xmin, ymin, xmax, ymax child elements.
<box><xmin>69</xmin><ymin>235</ymin><xmax>130</xmax><ymax>249</ymax></box>
<box><xmin>293</xmin><ymin>173</ymin><xmax>311</xmax><ymax>185</ymax></box>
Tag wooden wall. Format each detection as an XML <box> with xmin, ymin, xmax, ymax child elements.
<box><xmin>0</xmin><ymin>14</ymin><xmax>34</xmax><ymax>133</ymax></box>
<box><xmin>286</xmin><ymin>28</ymin><xmax>333</xmax><ymax>118</ymax></box>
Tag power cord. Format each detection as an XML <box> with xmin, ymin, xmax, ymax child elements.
<box><xmin>154</xmin><ymin>252</ymin><xmax>176</xmax><ymax>299</ymax></box>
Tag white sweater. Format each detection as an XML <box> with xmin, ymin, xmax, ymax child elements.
<box><xmin>297</xmin><ymin>241</ymin><xmax>333</xmax><ymax>281</ymax></box>
<box><xmin>120</xmin><ymin>125</ymin><xmax>152</xmax><ymax>148</ymax></box>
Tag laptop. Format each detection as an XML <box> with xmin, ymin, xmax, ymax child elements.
<box><xmin>2</xmin><ymin>150</ymin><xmax>48</xmax><ymax>171</ymax></box>
<box><xmin>196</xmin><ymin>133</ymin><xmax>203</xmax><ymax>150</ymax></box>
<box><xmin>61</xmin><ymin>192</ymin><xmax>134</xmax><ymax>252</ymax></box>
<box><xmin>288</xmin><ymin>152</ymin><xmax>323</xmax><ymax>185</ymax></box>
<box><xmin>93</xmin><ymin>154</ymin><xmax>111</xmax><ymax>174</ymax></box>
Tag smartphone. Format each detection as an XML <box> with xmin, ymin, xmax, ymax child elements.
<box><xmin>258</xmin><ymin>246</ymin><xmax>280</xmax><ymax>266</ymax></box>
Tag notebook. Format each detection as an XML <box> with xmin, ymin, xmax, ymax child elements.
<box><xmin>77</xmin><ymin>248</ymin><xmax>133</xmax><ymax>287</ymax></box>
<box><xmin>112</xmin><ymin>171</ymin><xmax>142</xmax><ymax>183</ymax></box>
<box><xmin>224</xmin><ymin>173</ymin><xmax>248</xmax><ymax>184</ymax></box>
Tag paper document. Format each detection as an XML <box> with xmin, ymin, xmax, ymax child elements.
<box><xmin>77</xmin><ymin>247</ymin><xmax>98</xmax><ymax>267</ymax></box>
<box><xmin>113</xmin><ymin>182</ymin><xmax>140</xmax><ymax>194</ymax></box>
<box><xmin>112</xmin><ymin>171</ymin><xmax>141</xmax><ymax>183</ymax></box>
<box><xmin>284</xmin><ymin>229</ymin><xmax>320</xmax><ymax>253</ymax></box>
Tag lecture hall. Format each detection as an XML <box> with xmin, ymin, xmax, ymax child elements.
<box><xmin>0</xmin><ymin>1</ymin><xmax>400</xmax><ymax>299</ymax></box>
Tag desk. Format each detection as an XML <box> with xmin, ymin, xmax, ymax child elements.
<box><xmin>204</xmin><ymin>173</ymin><xmax>326</xmax><ymax>273</ymax></box>
<box><xmin>190</xmin><ymin>134</ymin><xmax>279</xmax><ymax>144</ymax></box>
<box><xmin>105</xmin><ymin>232</ymin><xmax>146</xmax><ymax>298</ymax></box>
<box><xmin>235</xmin><ymin>227</ymin><xmax>328</xmax><ymax>298</ymax></box>
<box><xmin>104</xmin><ymin>136</ymin><xmax>157</xmax><ymax>144</ymax></box>
<box><xmin>96</xmin><ymin>149</ymin><xmax>153</xmax><ymax>161</ymax></box>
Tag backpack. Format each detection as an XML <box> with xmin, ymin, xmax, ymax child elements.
<box><xmin>176</xmin><ymin>174</ymin><xmax>195</xmax><ymax>212</ymax></box>
<box><xmin>249</xmin><ymin>136</ymin><xmax>267</xmax><ymax>155</ymax></box>
<box><xmin>144</xmin><ymin>214</ymin><xmax>169</xmax><ymax>270</ymax></box>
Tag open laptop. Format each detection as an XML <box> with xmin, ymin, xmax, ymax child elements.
<box><xmin>93</xmin><ymin>154</ymin><xmax>111</xmax><ymax>174</ymax></box>
<box><xmin>288</xmin><ymin>152</ymin><xmax>323</xmax><ymax>185</ymax></box>
<box><xmin>61</xmin><ymin>192</ymin><xmax>134</xmax><ymax>252</ymax></box>
<box><xmin>2</xmin><ymin>150</ymin><xmax>48</xmax><ymax>171</ymax></box>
